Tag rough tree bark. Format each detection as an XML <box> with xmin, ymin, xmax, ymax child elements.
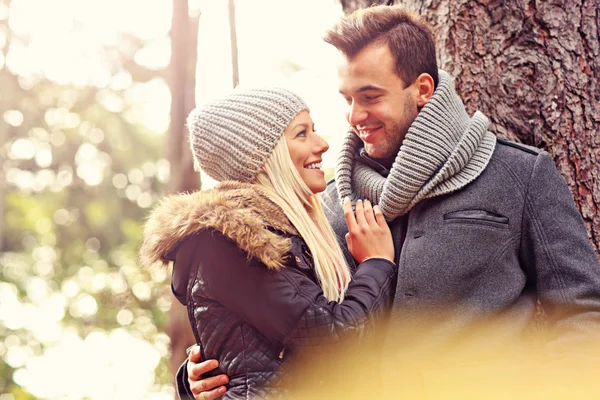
<box><xmin>167</xmin><ymin>0</ymin><xmax>200</xmax><ymax>387</ymax></box>
<box><xmin>340</xmin><ymin>0</ymin><xmax>600</xmax><ymax>255</ymax></box>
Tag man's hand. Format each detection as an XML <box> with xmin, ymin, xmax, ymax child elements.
<box><xmin>344</xmin><ymin>198</ymin><xmax>394</xmax><ymax>263</ymax></box>
<box><xmin>187</xmin><ymin>345</ymin><xmax>229</xmax><ymax>399</ymax></box>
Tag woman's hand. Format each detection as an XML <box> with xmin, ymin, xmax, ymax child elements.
<box><xmin>343</xmin><ymin>198</ymin><xmax>394</xmax><ymax>263</ymax></box>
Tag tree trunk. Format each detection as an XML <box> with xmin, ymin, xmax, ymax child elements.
<box><xmin>167</xmin><ymin>0</ymin><xmax>200</xmax><ymax>387</ymax></box>
<box><xmin>340</xmin><ymin>0</ymin><xmax>600</xmax><ymax>255</ymax></box>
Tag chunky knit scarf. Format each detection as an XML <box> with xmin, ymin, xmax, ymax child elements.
<box><xmin>335</xmin><ymin>70</ymin><xmax>497</xmax><ymax>221</ymax></box>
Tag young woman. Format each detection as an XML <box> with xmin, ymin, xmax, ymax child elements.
<box><xmin>139</xmin><ymin>87</ymin><xmax>397</xmax><ymax>399</ymax></box>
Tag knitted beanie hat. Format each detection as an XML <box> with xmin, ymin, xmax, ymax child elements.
<box><xmin>187</xmin><ymin>87</ymin><xmax>309</xmax><ymax>183</ymax></box>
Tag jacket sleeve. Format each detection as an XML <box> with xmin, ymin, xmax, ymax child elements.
<box><xmin>186</xmin><ymin>229</ymin><xmax>397</xmax><ymax>351</ymax></box>
<box><xmin>175</xmin><ymin>359</ymin><xmax>194</xmax><ymax>400</ymax></box>
<box><xmin>520</xmin><ymin>151</ymin><xmax>600</xmax><ymax>355</ymax></box>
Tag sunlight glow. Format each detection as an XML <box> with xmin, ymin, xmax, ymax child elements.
<box><xmin>9</xmin><ymin>138</ymin><xmax>35</xmax><ymax>160</ymax></box>
<box><xmin>135</xmin><ymin>37</ymin><xmax>171</xmax><ymax>70</ymax></box>
<box><xmin>137</xmin><ymin>192</ymin><xmax>154</xmax><ymax>208</ymax></box>
<box><xmin>124</xmin><ymin>79</ymin><xmax>171</xmax><ymax>133</ymax></box>
<box><xmin>117</xmin><ymin>310</ymin><xmax>134</xmax><ymax>326</ymax></box>
<box><xmin>7</xmin><ymin>0</ymin><xmax>171</xmax><ymax>85</ymax></box>
<box><xmin>75</xmin><ymin>143</ymin><xmax>111</xmax><ymax>186</ymax></box>
<box><xmin>17</xmin><ymin>329</ymin><xmax>162</xmax><ymax>399</ymax></box>
<box><xmin>3</xmin><ymin>109</ymin><xmax>23</xmax><ymax>126</ymax></box>
<box><xmin>61</xmin><ymin>280</ymin><xmax>80</xmax><ymax>298</ymax></box>
<box><xmin>112</xmin><ymin>173</ymin><xmax>128</xmax><ymax>189</ymax></box>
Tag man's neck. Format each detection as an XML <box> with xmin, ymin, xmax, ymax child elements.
<box><xmin>374</xmin><ymin>155</ymin><xmax>396</xmax><ymax>170</ymax></box>
<box><xmin>359</xmin><ymin>148</ymin><xmax>391</xmax><ymax>177</ymax></box>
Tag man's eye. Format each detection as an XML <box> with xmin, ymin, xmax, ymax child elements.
<box><xmin>365</xmin><ymin>95</ymin><xmax>380</xmax><ymax>101</ymax></box>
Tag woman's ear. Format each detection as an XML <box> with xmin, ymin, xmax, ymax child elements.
<box><xmin>415</xmin><ymin>73</ymin><xmax>435</xmax><ymax>107</ymax></box>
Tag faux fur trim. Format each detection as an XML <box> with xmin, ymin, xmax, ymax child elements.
<box><xmin>139</xmin><ymin>181</ymin><xmax>298</xmax><ymax>270</ymax></box>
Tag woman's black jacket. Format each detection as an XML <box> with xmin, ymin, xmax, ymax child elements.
<box><xmin>139</xmin><ymin>181</ymin><xmax>398</xmax><ymax>399</ymax></box>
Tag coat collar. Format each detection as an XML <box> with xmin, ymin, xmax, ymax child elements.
<box><xmin>139</xmin><ymin>181</ymin><xmax>298</xmax><ymax>271</ymax></box>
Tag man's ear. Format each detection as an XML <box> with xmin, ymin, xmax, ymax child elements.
<box><xmin>415</xmin><ymin>73</ymin><xmax>435</xmax><ymax>107</ymax></box>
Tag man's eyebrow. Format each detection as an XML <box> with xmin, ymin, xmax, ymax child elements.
<box><xmin>339</xmin><ymin>85</ymin><xmax>383</xmax><ymax>95</ymax></box>
<box><xmin>356</xmin><ymin>85</ymin><xmax>383</xmax><ymax>92</ymax></box>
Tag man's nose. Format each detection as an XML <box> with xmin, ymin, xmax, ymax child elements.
<box><xmin>347</xmin><ymin>101</ymin><xmax>367</xmax><ymax>126</ymax></box>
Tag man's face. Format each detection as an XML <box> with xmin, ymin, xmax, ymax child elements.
<box><xmin>337</xmin><ymin>43</ymin><xmax>420</xmax><ymax>160</ymax></box>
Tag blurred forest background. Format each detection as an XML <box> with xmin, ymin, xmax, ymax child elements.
<box><xmin>0</xmin><ymin>0</ymin><xmax>344</xmax><ymax>398</ymax></box>
<box><xmin>0</xmin><ymin>0</ymin><xmax>182</xmax><ymax>397</ymax></box>
<box><xmin>1</xmin><ymin>0</ymin><xmax>598</xmax><ymax>399</ymax></box>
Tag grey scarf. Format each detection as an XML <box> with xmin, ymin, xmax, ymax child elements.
<box><xmin>335</xmin><ymin>70</ymin><xmax>497</xmax><ymax>221</ymax></box>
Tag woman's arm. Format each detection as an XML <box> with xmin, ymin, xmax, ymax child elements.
<box><xmin>185</xmin><ymin>228</ymin><xmax>397</xmax><ymax>347</ymax></box>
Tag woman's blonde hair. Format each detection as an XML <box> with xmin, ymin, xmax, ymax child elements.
<box><xmin>254</xmin><ymin>136</ymin><xmax>351</xmax><ymax>302</ymax></box>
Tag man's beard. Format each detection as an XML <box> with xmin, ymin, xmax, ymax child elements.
<box><xmin>367</xmin><ymin>112</ymin><xmax>417</xmax><ymax>166</ymax></box>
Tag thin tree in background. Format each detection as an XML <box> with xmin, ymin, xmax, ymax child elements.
<box><xmin>0</xmin><ymin>14</ymin><xmax>11</xmax><ymax>253</ymax></box>
<box><xmin>229</xmin><ymin>0</ymin><xmax>240</xmax><ymax>88</ymax></box>
<box><xmin>0</xmin><ymin>126</ymin><xmax>5</xmax><ymax>251</ymax></box>
<box><xmin>339</xmin><ymin>0</ymin><xmax>600</xmax><ymax>256</ymax></box>
<box><xmin>167</xmin><ymin>0</ymin><xmax>200</xmax><ymax>384</ymax></box>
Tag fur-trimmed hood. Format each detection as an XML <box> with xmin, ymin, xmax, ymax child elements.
<box><xmin>139</xmin><ymin>181</ymin><xmax>298</xmax><ymax>270</ymax></box>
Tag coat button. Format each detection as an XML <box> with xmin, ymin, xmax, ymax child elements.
<box><xmin>295</xmin><ymin>256</ymin><xmax>301</xmax><ymax>263</ymax></box>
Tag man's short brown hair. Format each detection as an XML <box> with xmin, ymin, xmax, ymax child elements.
<box><xmin>324</xmin><ymin>5</ymin><xmax>439</xmax><ymax>88</ymax></box>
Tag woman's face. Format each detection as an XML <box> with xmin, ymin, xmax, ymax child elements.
<box><xmin>283</xmin><ymin>110</ymin><xmax>329</xmax><ymax>194</ymax></box>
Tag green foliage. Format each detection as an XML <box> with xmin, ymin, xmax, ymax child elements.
<box><xmin>0</xmin><ymin>8</ymin><xmax>175</xmax><ymax>398</ymax></box>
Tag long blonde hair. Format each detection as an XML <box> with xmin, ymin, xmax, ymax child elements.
<box><xmin>254</xmin><ymin>137</ymin><xmax>351</xmax><ymax>302</ymax></box>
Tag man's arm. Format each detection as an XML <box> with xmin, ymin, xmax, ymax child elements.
<box><xmin>176</xmin><ymin>345</ymin><xmax>228</xmax><ymax>400</ymax></box>
<box><xmin>520</xmin><ymin>151</ymin><xmax>600</xmax><ymax>355</ymax></box>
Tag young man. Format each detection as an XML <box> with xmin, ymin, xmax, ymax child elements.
<box><xmin>180</xmin><ymin>5</ymin><xmax>600</xmax><ymax>399</ymax></box>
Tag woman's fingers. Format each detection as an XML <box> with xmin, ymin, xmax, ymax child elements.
<box><xmin>363</xmin><ymin>199</ymin><xmax>376</xmax><ymax>225</ymax></box>
<box><xmin>343</xmin><ymin>197</ymin><xmax>357</xmax><ymax>232</ymax></box>
<box><xmin>354</xmin><ymin>199</ymin><xmax>367</xmax><ymax>227</ymax></box>
<box><xmin>345</xmin><ymin>198</ymin><xmax>379</xmax><ymax>231</ymax></box>
<box><xmin>344</xmin><ymin>198</ymin><xmax>394</xmax><ymax>263</ymax></box>
<box><xmin>373</xmin><ymin>205</ymin><xmax>386</xmax><ymax>227</ymax></box>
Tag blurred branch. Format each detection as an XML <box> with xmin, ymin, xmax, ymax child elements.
<box><xmin>228</xmin><ymin>0</ymin><xmax>239</xmax><ymax>88</ymax></box>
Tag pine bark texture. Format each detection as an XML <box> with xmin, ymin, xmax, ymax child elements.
<box><xmin>340</xmin><ymin>0</ymin><xmax>600</xmax><ymax>255</ymax></box>
<box><xmin>167</xmin><ymin>0</ymin><xmax>200</xmax><ymax>386</ymax></box>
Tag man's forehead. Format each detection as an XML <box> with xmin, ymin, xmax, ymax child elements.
<box><xmin>336</xmin><ymin>59</ymin><xmax>395</xmax><ymax>94</ymax></box>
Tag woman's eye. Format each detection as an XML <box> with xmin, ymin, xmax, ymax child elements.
<box><xmin>296</xmin><ymin>130</ymin><xmax>307</xmax><ymax>138</ymax></box>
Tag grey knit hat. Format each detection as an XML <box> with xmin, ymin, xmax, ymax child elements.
<box><xmin>187</xmin><ymin>87</ymin><xmax>309</xmax><ymax>183</ymax></box>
